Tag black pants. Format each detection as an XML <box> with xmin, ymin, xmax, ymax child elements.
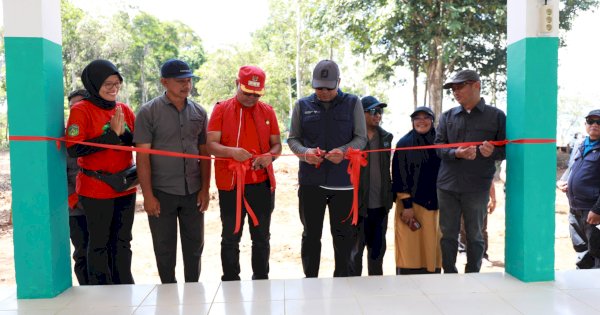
<box><xmin>219</xmin><ymin>181</ymin><xmax>273</xmax><ymax>281</ymax></box>
<box><xmin>80</xmin><ymin>193</ymin><xmax>136</xmax><ymax>285</ymax></box>
<box><xmin>148</xmin><ymin>189</ymin><xmax>204</xmax><ymax>283</ymax></box>
<box><xmin>299</xmin><ymin>185</ymin><xmax>357</xmax><ymax>278</ymax></box>
<box><xmin>69</xmin><ymin>214</ymin><xmax>89</xmax><ymax>285</ymax></box>
<box><xmin>351</xmin><ymin>207</ymin><xmax>388</xmax><ymax>276</ymax></box>
<box><xmin>569</xmin><ymin>210</ymin><xmax>600</xmax><ymax>269</ymax></box>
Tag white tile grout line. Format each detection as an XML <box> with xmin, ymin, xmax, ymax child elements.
<box><xmin>206</xmin><ymin>281</ymin><xmax>223</xmax><ymax>314</ymax></box>
<box><xmin>132</xmin><ymin>284</ymin><xmax>158</xmax><ymax>314</ymax></box>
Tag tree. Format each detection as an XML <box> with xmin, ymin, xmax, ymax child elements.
<box><xmin>61</xmin><ymin>0</ymin><xmax>106</xmax><ymax>96</ymax></box>
<box><xmin>333</xmin><ymin>0</ymin><xmax>598</xmax><ymax>118</ymax></box>
<box><xmin>60</xmin><ymin>1</ymin><xmax>207</xmax><ymax>111</ymax></box>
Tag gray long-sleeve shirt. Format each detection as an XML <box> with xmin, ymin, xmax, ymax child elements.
<box><xmin>435</xmin><ymin>98</ymin><xmax>506</xmax><ymax>192</ymax></box>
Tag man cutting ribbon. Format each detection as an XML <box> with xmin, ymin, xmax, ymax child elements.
<box><xmin>207</xmin><ymin>65</ymin><xmax>281</xmax><ymax>281</ymax></box>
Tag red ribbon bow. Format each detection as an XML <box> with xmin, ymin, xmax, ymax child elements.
<box><xmin>227</xmin><ymin>160</ymin><xmax>259</xmax><ymax>234</ymax></box>
<box><xmin>343</xmin><ymin>148</ymin><xmax>368</xmax><ymax>225</ymax></box>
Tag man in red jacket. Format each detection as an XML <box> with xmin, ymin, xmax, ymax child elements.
<box><xmin>207</xmin><ymin>65</ymin><xmax>282</xmax><ymax>281</ymax></box>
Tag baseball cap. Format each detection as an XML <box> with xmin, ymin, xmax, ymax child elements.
<box><xmin>442</xmin><ymin>70</ymin><xmax>480</xmax><ymax>89</ymax></box>
<box><xmin>585</xmin><ymin>109</ymin><xmax>600</xmax><ymax>118</ymax></box>
<box><xmin>238</xmin><ymin>65</ymin><xmax>266</xmax><ymax>96</ymax></box>
<box><xmin>361</xmin><ymin>96</ymin><xmax>387</xmax><ymax>111</ymax></box>
<box><xmin>312</xmin><ymin>60</ymin><xmax>340</xmax><ymax>89</ymax></box>
<box><xmin>410</xmin><ymin>106</ymin><xmax>435</xmax><ymax>120</ymax></box>
<box><xmin>161</xmin><ymin>59</ymin><xmax>196</xmax><ymax>79</ymax></box>
<box><xmin>67</xmin><ymin>89</ymin><xmax>89</xmax><ymax>102</ymax></box>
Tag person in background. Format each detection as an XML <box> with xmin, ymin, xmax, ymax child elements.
<box><xmin>135</xmin><ymin>59</ymin><xmax>210</xmax><ymax>283</ymax></box>
<box><xmin>558</xmin><ymin>109</ymin><xmax>600</xmax><ymax>269</ymax></box>
<box><xmin>66</xmin><ymin>59</ymin><xmax>137</xmax><ymax>285</ymax></box>
<box><xmin>207</xmin><ymin>65</ymin><xmax>281</xmax><ymax>281</ymax></box>
<box><xmin>351</xmin><ymin>96</ymin><xmax>393</xmax><ymax>276</ymax></box>
<box><xmin>392</xmin><ymin>106</ymin><xmax>442</xmax><ymax>274</ymax></box>
<box><xmin>287</xmin><ymin>59</ymin><xmax>367</xmax><ymax>277</ymax></box>
<box><xmin>66</xmin><ymin>89</ymin><xmax>90</xmax><ymax>285</ymax></box>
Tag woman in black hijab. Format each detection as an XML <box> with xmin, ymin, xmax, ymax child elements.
<box><xmin>391</xmin><ymin>106</ymin><xmax>442</xmax><ymax>275</ymax></box>
<box><xmin>66</xmin><ymin>59</ymin><xmax>136</xmax><ymax>285</ymax></box>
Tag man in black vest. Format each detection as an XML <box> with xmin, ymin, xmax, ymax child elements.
<box><xmin>288</xmin><ymin>59</ymin><xmax>367</xmax><ymax>277</ymax></box>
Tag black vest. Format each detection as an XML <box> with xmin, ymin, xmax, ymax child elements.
<box><xmin>298</xmin><ymin>92</ymin><xmax>358</xmax><ymax>186</ymax></box>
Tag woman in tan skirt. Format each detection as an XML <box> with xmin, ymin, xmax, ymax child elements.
<box><xmin>391</xmin><ymin>106</ymin><xmax>442</xmax><ymax>274</ymax></box>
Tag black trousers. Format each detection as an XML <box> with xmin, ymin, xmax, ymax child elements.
<box><xmin>569</xmin><ymin>209</ymin><xmax>600</xmax><ymax>269</ymax></box>
<box><xmin>219</xmin><ymin>181</ymin><xmax>273</xmax><ymax>281</ymax></box>
<box><xmin>80</xmin><ymin>193</ymin><xmax>136</xmax><ymax>285</ymax></box>
<box><xmin>299</xmin><ymin>185</ymin><xmax>357</xmax><ymax>278</ymax></box>
<box><xmin>148</xmin><ymin>189</ymin><xmax>204</xmax><ymax>283</ymax></box>
<box><xmin>69</xmin><ymin>214</ymin><xmax>89</xmax><ymax>285</ymax></box>
<box><xmin>351</xmin><ymin>207</ymin><xmax>388</xmax><ymax>276</ymax></box>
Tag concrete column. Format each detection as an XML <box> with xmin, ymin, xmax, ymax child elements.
<box><xmin>3</xmin><ymin>0</ymin><xmax>71</xmax><ymax>297</ymax></box>
<box><xmin>505</xmin><ymin>0</ymin><xmax>559</xmax><ymax>281</ymax></box>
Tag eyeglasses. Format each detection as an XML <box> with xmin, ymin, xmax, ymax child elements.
<box><xmin>451</xmin><ymin>81</ymin><xmax>473</xmax><ymax>92</ymax></box>
<box><xmin>365</xmin><ymin>108</ymin><xmax>383</xmax><ymax>116</ymax></box>
<box><xmin>315</xmin><ymin>87</ymin><xmax>336</xmax><ymax>91</ymax></box>
<box><xmin>586</xmin><ymin>118</ymin><xmax>600</xmax><ymax>125</ymax></box>
<box><xmin>242</xmin><ymin>91</ymin><xmax>261</xmax><ymax>98</ymax></box>
<box><xmin>102</xmin><ymin>81</ymin><xmax>121</xmax><ymax>90</ymax></box>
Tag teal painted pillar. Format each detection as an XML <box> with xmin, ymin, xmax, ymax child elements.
<box><xmin>3</xmin><ymin>0</ymin><xmax>71</xmax><ymax>297</ymax></box>
<box><xmin>505</xmin><ymin>0</ymin><xmax>558</xmax><ymax>281</ymax></box>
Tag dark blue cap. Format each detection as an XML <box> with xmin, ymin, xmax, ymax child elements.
<box><xmin>586</xmin><ymin>109</ymin><xmax>600</xmax><ymax>118</ymax></box>
<box><xmin>411</xmin><ymin>106</ymin><xmax>435</xmax><ymax>121</ymax></box>
<box><xmin>160</xmin><ymin>59</ymin><xmax>196</xmax><ymax>79</ymax></box>
<box><xmin>361</xmin><ymin>96</ymin><xmax>387</xmax><ymax>111</ymax></box>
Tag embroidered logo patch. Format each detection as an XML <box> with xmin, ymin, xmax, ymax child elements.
<box><xmin>247</xmin><ymin>75</ymin><xmax>261</xmax><ymax>88</ymax></box>
<box><xmin>67</xmin><ymin>124</ymin><xmax>79</xmax><ymax>137</ymax></box>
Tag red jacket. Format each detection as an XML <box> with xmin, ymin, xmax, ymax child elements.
<box><xmin>208</xmin><ymin>97</ymin><xmax>280</xmax><ymax>191</ymax></box>
<box><xmin>66</xmin><ymin>100</ymin><xmax>136</xmax><ymax>199</ymax></box>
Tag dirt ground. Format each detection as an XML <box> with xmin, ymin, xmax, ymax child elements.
<box><xmin>0</xmin><ymin>148</ymin><xmax>576</xmax><ymax>285</ymax></box>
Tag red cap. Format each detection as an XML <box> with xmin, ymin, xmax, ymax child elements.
<box><xmin>238</xmin><ymin>65</ymin><xmax>266</xmax><ymax>96</ymax></box>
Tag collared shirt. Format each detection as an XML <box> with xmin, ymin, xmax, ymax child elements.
<box><xmin>583</xmin><ymin>136</ymin><xmax>599</xmax><ymax>157</ymax></box>
<box><xmin>134</xmin><ymin>93</ymin><xmax>208</xmax><ymax>196</ymax></box>
<box><xmin>434</xmin><ymin>98</ymin><xmax>506</xmax><ymax>192</ymax></box>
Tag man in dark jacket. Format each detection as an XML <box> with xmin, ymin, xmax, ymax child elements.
<box><xmin>561</xmin><ymin>109</ymin><xmax>600</xmax><ymax>269</ymax></box>
<box><xmin>351</xmin><ymin>96</ymin><xmax>393</xmax><ymax>276</ymax></box>
<box><xmin>435</xmin><ymin>69</ymin><xmax>506</xmax><ymax>273</ymax></box>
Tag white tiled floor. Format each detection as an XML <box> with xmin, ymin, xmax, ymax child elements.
<box><xmin>1</xmin><ymin>270</ymin><xmax>600</xmax><ymax>314</ymax></box>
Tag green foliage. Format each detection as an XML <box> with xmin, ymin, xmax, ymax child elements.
<box><xmin>561</xmin><ymin>0</ymin><xmax>600</xmax><ymax>32</ymax></box>
<box><xmin>195</xmin><ymin>0</ymin><xmax>356</xmax><ymax>134</ymax></box>
<box><xmin>60</xmin><ymin>1</ymin><xmax>206</xmax><ymax>111</ymax></box>
<box><xmin>330</xmin><ymin>0</ymin><xmax>597</xmax><ymax>115</ymax></box>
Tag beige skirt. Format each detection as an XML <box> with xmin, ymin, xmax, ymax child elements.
<box><xmin>394</xmin><ymin>196</ymin><xmax>442</xmax><ymax>272</ymax></box>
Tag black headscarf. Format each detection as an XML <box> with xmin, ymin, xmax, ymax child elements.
<box><xmin>80</xmin><ymin>59</ymin><xmax>123</xmax><ymax>110</ymax></box>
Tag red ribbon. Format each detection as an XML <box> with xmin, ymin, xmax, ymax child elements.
<box><xmin>68</xmin><ymin>192</ymin><xmax>79</xmax><ymax>209</ymax></box>
<box><xmin>343</xmin><ymin>148</ymin><xmax>368</xmax><ymax>225</ymax></box>
<box><xmin>227</xmin><ymin>160</ymin><xmax>259</xmax><ymax>234</ymax></box>
<box><xmin>10</xmin><ymin>135</ymin><xmax>556</xmax><ymax>229</ymax></box>
<box><xmin>9</xmin><ymin>135</ymin><xmax>220</xmax><ymax>160</ymax></box>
